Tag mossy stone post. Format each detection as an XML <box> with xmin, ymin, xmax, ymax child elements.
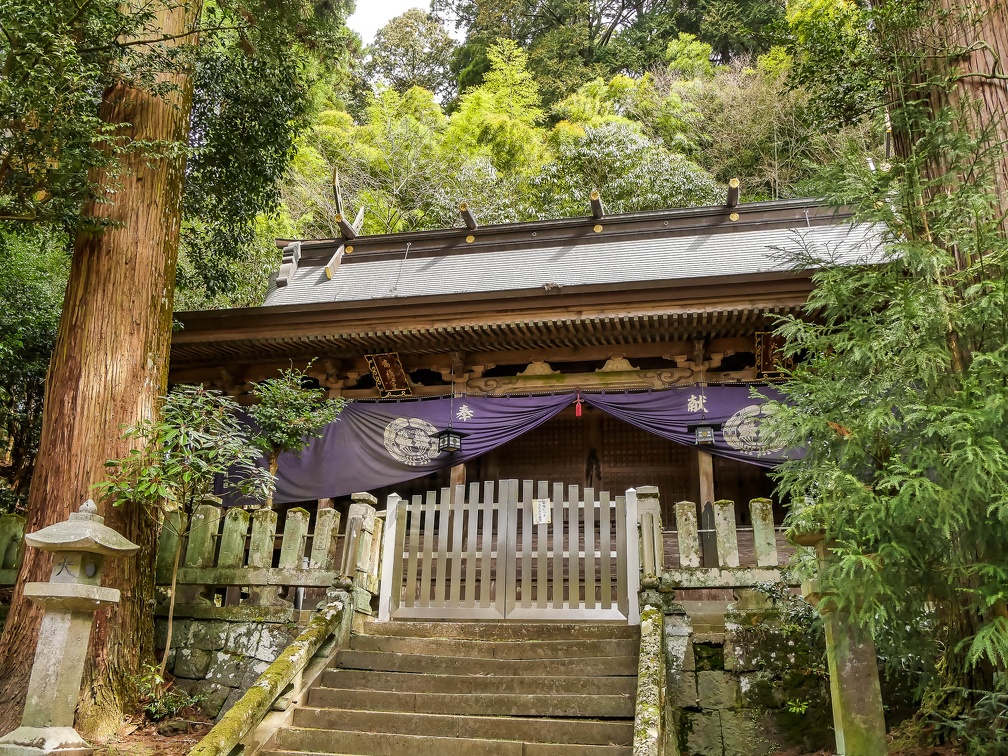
<box><xmin>674</xmin><ymin>501</ymin><xmax>701</xmax><ymax>568</ymax></box>
<box><xmin>636</xmin><ymin>486</ymin><xmax>663</xmax><ymax>582</ymax></box>
<box><xmin>712</xmin><ymin>499</ymin><xmax>739</xmax><ymax>568</ymax></box>
<box><xmin>0</xmin><ymin>500</ymin><xmax>138</xmax><ymax>756</ymax></box>
<box><xmin>797</xmin><ymin>531</ymin><xmax>887</xmax><ymax>756</ymax></box>
<box><xmin>347</xmin><ymin>492</ymin><xmax>377</xmax><ymax>614</ymax></box>
<box><xmin>0</xmin><ymin>513</ymin><xmax>25</xmax><ymax>576</ymax></box>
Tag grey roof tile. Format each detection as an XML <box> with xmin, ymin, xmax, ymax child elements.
<box><xmin>264</xmin><ymin>221</ymin><xmax>881</xmax><ymax>308</ymax></box>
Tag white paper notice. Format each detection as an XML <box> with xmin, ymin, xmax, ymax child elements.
<box><xmin>532</xmin><ymin>498</ymin><xmax>552</xmax><ymax>525</ymax></box>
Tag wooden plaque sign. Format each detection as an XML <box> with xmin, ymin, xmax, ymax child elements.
<box><xmin>755</xmin><ymin>331</ymin><xmax>792</xmax><ymax>380</ymax></box>
<box><xmin>366</xmin><ymin>352</ymin><xmax>413</xmax><ymax>397</ymax></box>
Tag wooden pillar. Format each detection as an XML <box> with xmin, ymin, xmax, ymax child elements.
<box><xmin>450</xmin><ymin>463</ymin><xmax>466</xmax><ymax>490</ymax></box>
<box><xmin>697</xmin><ymin>450</ymin><xmax>714</xmax><ymax>506</ymax></box>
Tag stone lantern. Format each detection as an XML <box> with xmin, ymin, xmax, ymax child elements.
<box><xmin>0</xmin><ymin>500</ymin><xmax>138</xmax><ymax>756</ymax></box>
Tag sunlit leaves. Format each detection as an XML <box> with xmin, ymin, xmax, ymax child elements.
<box><xmin>248</xmin><ymin>364</ymin><xmax>345</xmax><ymax>462</ymax></box>
<box><xmin>529</xmin><ymin>122</ymin><xmax>719</xmax><ymax>218</ymax></box>
<box><xmin>96</xmin><ymin>385</ymin><xmax>275</xmax><ymax>514</ymax></box>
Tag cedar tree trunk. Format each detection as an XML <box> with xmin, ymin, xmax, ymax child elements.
<box><xmin>0</xmin><ymin>1</ymin><xmax>200</xmax><ymax>737</ymax></box>
<box><xmin>881</xmin><ymin>0</ymin><xmax>1008</xmax><ymax>693</ymax></box>
<box><xmin>885</xmin><ymin>0</ymin><xmax>1008</xmax><ymax>241</ymax></box>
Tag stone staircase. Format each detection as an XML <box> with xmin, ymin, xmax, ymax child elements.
<box><xmin>260</xmin><ymin>619</ymin><xmax>640</xmax><ymax>755</ymax></box>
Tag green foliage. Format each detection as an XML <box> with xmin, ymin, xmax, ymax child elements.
<box><xmin>96</xmin><ymin>385</ymin><xmax>273</xmax><ymax>515</ymax></box>
<box><xmin>176</xmin><ymin>0</ymin><xmax>356</xmax><ymax>302</ymax></box>
<box><xmin>174</xmin><ymin>216</ymin><xmax>285</xmax><ymax>310</ymax></box>
<box><xmin>598</xmin><ymin>9</ymin><xmax>689</xmax><ymax>76</ymax></box>
<box><xmin>285</xmin><ymin>87</ymin><xmax>462</xmax><ymax>236</ymax></box>
<box><xmin>770</xmin><ymin>1</ymin><xmax>1008</xmax><ymax>737</ymax></box>
<box><xmin>131</xmin><ymin>663</ymin><xmax>204</xmax><ymax>721</ymax></box>
<box><xmin>665</xmin><ymin>33</ymin><xmax>715</xmax><ymax>79</ymax></box>
<box><xmin>785</xmin><ymin>698</ymin><xmax>809</xmax><ymax>714</ymax></box>
<box><xmin>699</xmin><ymin>0</ymin><xmax>786</xmax><ymax>63</ymax></box>
<box><xmin>178</xmin><ymin>0</ymin><xmax>856</xmax><ymax>309</ymax></box>
<box><xmin>787</xmin><ymin>0</ymin><xmax>882</xmax><ymax>129</ymax></box>
<box><xmin>0</xmin><ymin>0</ymin><xmax>158</xmax><ymax>224</ymax></box>
<box><xmin>530</xmin><ymin>122</ymin><xmax>720</xmax><ymax>218</ymax></box>
<box><xmin>929</xmin><ymin>690</ymin><xmax>1008</xmax><ymax>753</ymax></box>
<box><xmin>675</xmin><ymin>52</ymin><xmax>834</xmax><ymax>199</ymax></box>
<box><xmin>98</xmin><ymin>385</ymin><xmax>274</xmax><ymax>681</ymax></box>
<box><xmin>436</xmin><ymin>0</ymin><xmax>785</xmax><ymax>107</ymax></box>
<box><xmin>736</xmin><ymin>581</ymin><xmax>833</xmax><ymax>750</ymax></box>
<box><xmin>366</xmin><ymin>9</ymin><xmax>457</xmax><ymax>100</ymax></box>
<box><xmin>0</xmin><ymin>227</ymin><xmax>68</xmax><ymax>512</ymax></box>
<box><xmin>446</xmin><ymin>39</ymin><xmax>548</xmax><ymax>174</ymax></box>
<box><xmin>248</xmin><ymin>364</ymin><xmax>345</xmax><ymax>466</ymax></box>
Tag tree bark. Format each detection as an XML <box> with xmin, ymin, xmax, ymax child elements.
<box><xmin>265</xmin><ymin>450</ymin><xmax>280</xmax><ymax>510</ymax></box>
<box><xmin>885</xmin><ymin>0</ymin><xmax>1008</xmax><ymax>240</ymax></box>
<box><xmin>880</xmin><ymin>0</ymin><xmax>1008</xmax><ymax>697</ymax></box>
<box><xmin>0</xmin><ymin>1</ymin><xmax>199</xmax><ymax>737</ymax></box>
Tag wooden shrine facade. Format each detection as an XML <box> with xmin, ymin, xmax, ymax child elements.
<box><xmin>168</xmin><ymin>196</ymin><xmax>879</xmax><ymax>522</ymax></box>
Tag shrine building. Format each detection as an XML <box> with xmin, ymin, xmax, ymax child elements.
<box><xmin>168</xmin><ymin>194</ymin><xmax>879</xmax><ymax>529</ymax></box>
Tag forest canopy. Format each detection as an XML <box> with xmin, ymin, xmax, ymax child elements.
<box><xmin>175</xmin><ymin>0</ymin><xmax>865</xmax><ymax>309</ymax></box>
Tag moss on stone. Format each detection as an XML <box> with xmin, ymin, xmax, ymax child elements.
<box><xmin>693</xmin><ymin>642</ymin><xmax>725</xmax><ymax>671</ymax></box>
<box><xmin>187</xmin><ymin>594</ymin><xmax>350</xmax><ymax>756</ymax></box>
<box><xmin>726</xmin><ymin>598</ymin><xmax>834</xmax><ymax>753</ymax></box>
<box><xmin>633</xmin><ymin>605</ymin><xmax>665</xmax><ymax>756</ymax></box>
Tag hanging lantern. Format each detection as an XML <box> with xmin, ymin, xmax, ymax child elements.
<box><xmin>434</xmin><ymin>428</ymin><xmax>465</xmax><ymax>454</ymax></box>
<box><xmin>688</xmin><ymin>423</ymin><xmax>719</xmax><ymax>445</ymax></box>
<box><xmin>694</xmin><ymin>425</ymin><xmax>715</xmax><ymax>445</ymax></box>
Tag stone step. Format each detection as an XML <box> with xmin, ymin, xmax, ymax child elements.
<box><xmin>305</xmin><ymin>687</ymin><xmax>634</xmax><ymax>718</ymax></box>
<box><xmin>292</xmin><ymin>706</ymin><xmax>634</xmax><ymax>744</ymax></box>
<box><xmin>320</xmin><ymin>668</ymin><xmax>637</xmax><ymax>695</ymax></box>
<box><xmin>358</xmin><ymin>619</ymin><xmax>639</xmax><ymax>641</ymax></box>
<box><xmin>349</xmin><ymin>633</ymin><xmax>638</xmax><ymax>659</ymax></box>
<box><xmin>332</xmin><ymin>649</ymin><xmax>638</xmax><ymax>676</ymax></box>
<box><xmin>270</xmin><ymin>728</ymin><xmax>633</xmax><ymax>756</ymax></box>
<box><xmin>263</xmin><ymin>620</ymin><xmax>640</xmax><ymax>756</ymax></box>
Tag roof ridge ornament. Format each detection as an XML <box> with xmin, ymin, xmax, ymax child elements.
<box><xmin>325</xmin><ymin>207</ymin><xmax>365</xmax><ymax>280</ymax></box>
<box><xmin>726</xmin><ymin>178</ymin><xmax>740</xmax><ymax>208</ymax></box>
<box><xmin>460</xmin><ymin>202</ymin><xmax>478</xmax><ymax>231</ymax></box>
<box><xmin>275</xmin><ymin>241</ymin><xmax>301</xmax><ymax>287</ymax></box>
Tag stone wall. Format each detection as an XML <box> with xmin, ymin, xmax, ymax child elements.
<box><xmin>156</xmin><ymin>617</ymin><xmax>299</xmax><ymax>720</ymax></box>
<box><xmin>663</xmin><ymin>599</ymin><xmax>833</xmax><ymax>756</ymax></box>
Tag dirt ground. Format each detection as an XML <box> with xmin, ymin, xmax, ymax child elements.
<box><xmin>94</xmin><ymin>717</ymin><xmax>212</xmax><ymax>756</ymax></box>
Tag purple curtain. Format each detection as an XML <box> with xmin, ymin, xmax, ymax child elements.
<box><xmin>583</xmin><ymin>386</ymin><xmax>788</xmax><ymax>468</ymax></box>
<box><xmin>267</xmin><ymin>386</ymin><xmax>789</xmax><ymax>504</ymax></box>
<box><xmin>274</xmin><ymin>393</ymin><xmax>573</xmax><ymax>503</ymax></box>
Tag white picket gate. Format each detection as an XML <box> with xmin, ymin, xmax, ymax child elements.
<box><xmin>378</xmin><ymin>481</ymin><xmax>640</xmax><ymax>624</ymax></box>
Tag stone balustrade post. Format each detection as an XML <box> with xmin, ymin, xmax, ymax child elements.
<box><xmin>347</xmin><ymin>492</ymin><xmax>378</xmax><ymax>614</ymax></box>
<box><xmin>796</xmin><ymin>532</ymin><xmax>887</xmax><ymax>756</ymax></box>
<box><xmin>0</xmin><ymin>500</ymin><xmax>138</xmax><ymax>756</ymax></box>
<box><xmin>636</xmin><ymin>486</ymin><xmax>663</xmax><ymax>580</ymax></box>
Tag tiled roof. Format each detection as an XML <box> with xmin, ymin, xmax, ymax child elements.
<box><xmin>263</xmin><ymin>202</ymin><xmax>880</xmax><ymax>308</ymax></box>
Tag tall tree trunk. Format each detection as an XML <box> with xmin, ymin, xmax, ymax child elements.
<box><xmin>885</xmin><ymin>0</ymin><xmax>1008</xmax><ymax>241</ymax></box>
<box><xmin>880</xmin><ymin>0</ymin><xmax>1008</xmax><ymax>697</ymax></box>
<box><xmin>0</xmin><ymin>2</ymin><xmax>199</xmax><ymax>737</ymax></box>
